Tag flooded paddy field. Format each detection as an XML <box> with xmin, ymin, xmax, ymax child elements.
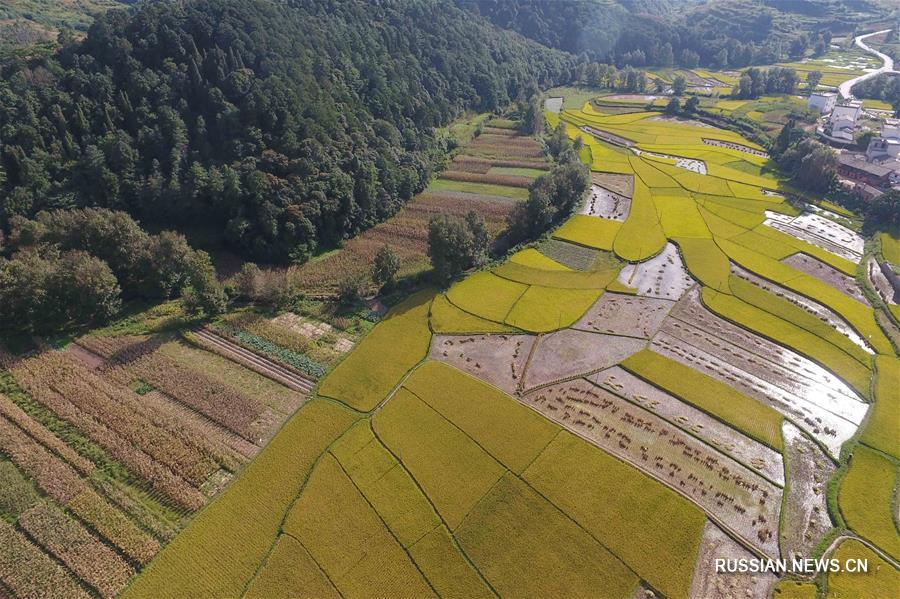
<box><xmin>617</xmin><ymin>243</ymin><xmax>695</xmax><ymax>300</ymax></box>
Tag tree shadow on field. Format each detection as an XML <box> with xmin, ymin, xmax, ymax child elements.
<box><xmin>376</xmin><ymin>288</ymin><xmax>436</xmax><ymax>324</ymax></box>
<box><xmin>105</xmin><ymin>334</ymin><xmax>168</xmax><ymax>367</ymax></box>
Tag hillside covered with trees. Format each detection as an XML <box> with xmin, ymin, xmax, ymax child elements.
<box><xmin>456</xmin><ymin>0</ymin><xmax>888</xmax><ymax>68</ymax></box>
<box><xmin>0</xmin><ymin>0</ymin><xmax>572</xmax><ymax>263</ymax></box>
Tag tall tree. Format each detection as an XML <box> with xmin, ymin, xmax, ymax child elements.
<box><xmin>372</xmin><ymin>245</ymin><xmax>401</xmax><ymax>289</ymax></box>
<box><xmin>427</xmin><ymin>215</ymin><xmax>482</xmax><ymax>284</ymax></box>
<box><xmin>806</xmin><ymin>70</ymin><xmax>823</xmax><ymax>92</ymax></box>
<box><xmin>0</xmin><ymin>0</ymin><xmax>573</xmax><ymax>264</ymax></box>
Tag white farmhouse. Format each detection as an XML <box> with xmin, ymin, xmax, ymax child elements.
<box><xmin>866</xmin><ymin>137</ymin><xmax>900</xmax><ymax>160</ymax></box>
<box><xmin>865</xmin><ymin>118</ymin><xmax>900</xmax><ymax>182</ymax></box>
<box><xmin>808</xmin><ymin>91</ymin><xmax>837</xmax><ymax>114</ymax></box>
<box><xmin>882</xmin><ymin>118</ymin><xmax>900</xmax><ymax>141</ymax></box>
<box><xmin>826</xmin><ymin>100</ymin><xmax>863</xmax><ymax>143</ymax></box>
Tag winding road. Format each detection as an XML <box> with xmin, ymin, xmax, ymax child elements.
<box><xmin>839</xmin><ymin>29</ymin><xmax>895</xmax><ymax>99</ymax></box>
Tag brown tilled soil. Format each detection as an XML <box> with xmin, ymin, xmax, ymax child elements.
<box><xmin>591</xmin><ymin>172</ymin><xmax>634</xmax><ymax>197</ymax></box>
<box><xmin>66</xmin><ymin>343</ymin><xmax>107</xmax><ymax>370</ymax></box>
<box><xmin>521</xmin><ymin>377</ymin><xmax>781</xmax><ymax>557</ymax></box>
<box><xmin>574</xmin><ymin>293</ymin><xmax>674</xmax><ymax>339</ymax></box>
<box><xmin>522</xmin><ymin>329</ymin><xmax>646</xmax><ymax>391</ymax></box>
<box><xmin>271</xmin><ymin>312</ymin><xmax>333</xmax><ymax>340</ymax></box>
<box><xmin>192</xmin><ymin>328</ymin><xmax>316</xmax><ymax>395</ymax></box>
<box><xmin>292</xmin><ymin>190</ymin><xmax>514</xmax><ymax>292</ymax></box>
<box><xmin>269</xmin><ymin>313</ymin><xmax>355</xmax><ymax>354</ymax></box>
<box><xmin>430</xmin><ymin>334</ymin><xmax>535</xmax><ymax>395</ymax></box>
<box><xmin>590</xmin><ymin>366</ymin><xmax>785</xmax><ymax>486</ymax></box>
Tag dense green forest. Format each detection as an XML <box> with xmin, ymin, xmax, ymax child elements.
<box><xmin>0</xmin><ymin>0</ymin><xmax>572</xmax><ymax>263</ymax></box>
<box><xmin>852</xmin><ymin>73</ymin><xmax>900</xmax><ymax>111</ymax></box>
<box><xmin>456</xmin><ymin>0</ymin><xmax>887</xmax><ymax>68</ymax></box>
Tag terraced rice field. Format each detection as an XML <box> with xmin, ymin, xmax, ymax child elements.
<box><xmin>291</xmin><ymin>116</ymin><xmax>549</xmax><ymax>294</ymax></box>
<box><xmin>762</xmin><ymin>48</ymin><xmax>882</xmax><ymax>90</ymax></box>
<box><xmin>115</xmin><ymin>93</ymin><xmax>900</xmax><ymax>598</ymax></box>
<box><xmin>708</xmin><ymin>94</ymin><xmax>809</xmax><ymax>135</ymax></box>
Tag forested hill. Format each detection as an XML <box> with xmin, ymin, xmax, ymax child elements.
<box><xmin>456</xmin><ymin>0</ymin><xmax>888</xmax><ymax>68</ymax></box>
<box><xmin>0</xmin><ymin>0</ymin><xmax>572</xmax><ymax>263</ymax></box>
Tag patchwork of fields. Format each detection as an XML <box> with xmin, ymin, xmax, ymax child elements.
<box><xmin>0</xmin><ymin>307</ymin><xmax>360</xmax><ymax>598</ymax></box>
<box><xmin>2</xmin><ymin>85</ymin><xmax>898</xmax><ymax>597</ymax></box>
<box><xmin>761</xmin><ymin>48</ymin><xmax>882</xmax><ymax>91</ymax></box>
<box><xmin>117</xmin><ymin>95</ymin><xmax>900</xmax><ymax>598</ymax></box>
<box><xmin>291</xmin><ymin>117</ymin><xmax>549</xmax><ymax>294</ymax></box>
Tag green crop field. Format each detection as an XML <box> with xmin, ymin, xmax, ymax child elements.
<box><xmin>773</xmin><ymin>581</ymin><xmax>818</xmax><ymax>599</ymax></box>
<box><xmin>524</xmin><ymin>432</ymin><xmax>706</xmax><ymax>599</ymax></box>
<box><xmin>427</xmin><ymin>178</ymin><xmax>530</xmax><ymax>200</ymax></box>
<box><xmin>827</xmin><ymin>539</ymin><xmax>899</xmax><ymax>598</ymax></box>
<box><xmin>282</xmin><ymin>453</ymin><xmax>435</xmax><ymax>596</ymax></box>
<box><xmin>508</xmin><ymin>248</ymin><xmax>571</xmax><ymax>270</ymax></box>
<box><xmin>861</xmin><ymin>356</ymin><xmax>900</xmax><ymax>459</ymax></box>
<box><xmin>124</xmin><ymin>400</ymin><xmax>359</xmax><ymax>598</ymax></box>
<box><xmin>403</xmin><ymin>362</ymin><xmax>559</xmax><ymax>473</ymax></box>
<box><xmin>430</xmin><ymin>294</ymin><xmax>519</xmax><ymax>334</ymax></box>
<box><xmin>318</xmin><ymin>290</ymin><xmax>434</xmax><ymax>411</ymax></box>
<box><xmin>373</xmin><ymin>388</ymin><xmax>506</xmax><ymax>529</ymax></box>
<box><xmin>492</xmin><ymin>261</ymin><xmax>618</xmax><ymax>289</ymax></box>
<box><xmin>488</xmin><ymin>166</ymin><xmax>549</xmax><ymax>178</ymax></box>
<box><xmin>838</xmin><ymin>446</ymin><xmax>900</xmax><ymax>560</ymax></box>
<box><xmin>331</xmin><ymin>422</ymin><xmax>441</xmax><ymax>546</ymax></box>
<box><xmin>553</xmin><ymin>214</ymin><xmax>622</xmax><ymax>250</ymax></box>
<box><xmin>446</xmin><ymin>272</ymin><xmax>528</xmax><ymax>323</ymax></box>
<box><xmin>505</xmin><ymin>285</ymin><xmax>602</xmax><ymax>332</ymax></box>
<box><xmin>881</xmin><ymin>232</ymin><xmax>900</xmax><ymax>265</ymax></box>
<box><xmin>456</xmin><ymin>473</ymin><xmax>640</xmax><ymax>597</ymax></box>
<box><xmin>613</xmin><ymin>179</ymin><xmax>667</xmax><ymax>261</ymax></box>
<box><xmin>656</xmin><ymin>191</ymin><xmax>711</xmax><ymax>238</ymax></box>
<box><xmin>675</xmin><ymin>237</ymin><xmax>731</xmax><ymax>291</ymax></box>
<box><xmin>244</xmin><ymin>534</ymin><xmax>339</xmax><ymax>599</ymax></box>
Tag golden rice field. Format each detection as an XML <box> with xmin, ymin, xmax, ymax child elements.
<box><xmin>62</xmin><ymin>86</ymin><xmax>900</xmax><ymax>598</ymax></box>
